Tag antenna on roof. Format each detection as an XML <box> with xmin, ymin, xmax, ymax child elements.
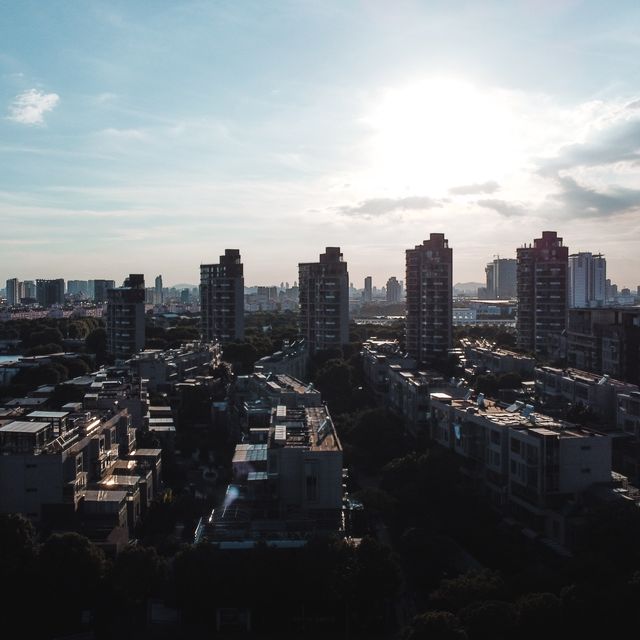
<box><xmin>464</xmin><ymin>389</ymin><xmax>473</xmax><ymax>401</ymax></box>
<box><xmin>477</xmin><ymin>393</ymin><xmax>485</xmax><ymax>408</ymax></box>
<box><xmin>597</xmin><ymin>374</ymin><xmax>609</xmax><ymax>385</ymax></box>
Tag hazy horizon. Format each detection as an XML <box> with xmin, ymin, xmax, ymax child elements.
<box><xmin>2</xmin><ymin>1</ymin><xmax>640</xmax><ymax>289</ymax></box>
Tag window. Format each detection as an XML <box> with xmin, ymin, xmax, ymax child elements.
<box><xmin>490</xmin><ymin>430</ymin><xmax>500</xmax><ymax>445</ymax></box>
<box><xmin>510</xmin><ymin>439</ymin><xmax>521</xmax><ymax>454</ymax></box>
<box><xmin>580</xmin><ymin>445</ymin><xmax>591</xmax><ymax>451</ymax></box>
<box><xmin>581</xmin><ymin>468</ymin><xmax>591</xmax><ymax>474</ymax></box>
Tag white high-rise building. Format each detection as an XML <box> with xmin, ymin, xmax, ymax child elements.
<box><xmin>569</xmin><ymin>252</ymin><xmax>606</xmax><ymax>308</ymax></box>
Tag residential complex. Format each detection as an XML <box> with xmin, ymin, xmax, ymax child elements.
<box><xmin>298</xmin><ymin>247</ymin><xmax>349</xmax><ymax>353</ymax></box>
<box><xmin>516</xmin><ymin>231</ymin><xmax>568</xmax><ymax>355</ymax></box>
<box><xmin>406</xmin><ymin>233</ymin><xmax>453</xmax><ymax>363</ymax></box>
<box><xmin>36</xmin><ymin>278</ymin><xmax>65</xmax><ymax>307</ymax></box>
<box><xmin>200</xmin><ymin>249</ymin><xmax>245</xmax><ymax>343</ymax></box>
<box><xmin>386</xmin><ymin>276</ymin><xmax>403</xmax><ymax>302</ymax></box>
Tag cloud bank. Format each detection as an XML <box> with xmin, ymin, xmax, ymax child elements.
<box><xmin>337</xmin><ymin>196</ymin><xmax>441</xmax><ymax>218</ymax></box>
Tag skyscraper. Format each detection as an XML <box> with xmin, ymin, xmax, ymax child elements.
<box><xmin>405</xmin><ymin>233</ymin><xmax>453</xmax><ymax>363</ymax></box>
<box><xmin>91</xmin><ymin>279</ymin><xmax>115</xmax><ymax>303</ymax></box>
<box><xmin>484</xmin><ymin>258</ymin><xmax>517</xmax><ymax>299</ymax></box>
<box><xmin>200</xmin><ymin>249</ymin><xmax>245</xmax><ymax>343</ymax></box>
<box><xmin>569</xmin><ymin>252</ymin><xmax>606</xmax><ymax>308</ymax></box>
<box><xmin>5</xmin><ymin>278</ymin><xmax>20</xmax><ymax>306</ymax></box>
<box><xmin>516</xmin><ymin>231</ymin><xmax>568</xmax><ymax>355</ymax></box>
<box><xmin>298</xmin><ymin>247</ymin><xmax>349</xmax><ymax>353</ymax></box>
<box><xmin>36</xmin><ymin>279</ymin><xmax>65</xmax><ymax>307</ymax></box>
<box><xmin>106</xmin><ymin>274</ymin><xmax>146</xmax><ymax>362</ymax></box>
<box><xmin>155</xmin><ymin>275</ymin><xmax>163</xmax><ymax>305</ymax></box>
<box><xmin>363</xmin><ymin>276</ymin><xmax>372</xmax><ymax>302</ymax></box>
<box><xmin>386</xmin><ymin>276</ymin><xmax>402</xmax><ymax>303</ymax></box>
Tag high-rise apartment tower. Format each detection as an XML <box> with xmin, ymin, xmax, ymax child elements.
<box><xmin>516</xmin><ymin>231</ymin><xmax>568</xmax><ymax>355</ymax></box>
<box><xmin>405</xmin><ymin>233</ymin><xmax>453</xmax><ymax>363</ymax></box>
<box><xmin>298</xmin><ymin>247</ymin><xmax>349</xmax><ymax>353</ymax></box>
<box><xmin>200</xmin><ymin>249</ymin><xmax>245</xmax><ymax>343</ymax></box>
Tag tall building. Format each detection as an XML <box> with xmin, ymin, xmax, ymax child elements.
<box><xmin>363</xmin><ymin>276</ymin><xmax>372</xmax><ymax>302</ymax></box>
<box><xmin>484</xmin><ymin>258</ymin><xmax>517</xmax><ymax>299</ymax></box>
<box><xmin>90</xmin><ymin>279</ymin><xmax>115</xmax><ymax>303</ymax></box>
<box><xmin>155</xmin><ymin>275</ymin><xmax>163</xmax><ymax>305</ymax></box>
<box><xmin>5</xmin><ymin>278</ymin><xmax>20</xmax><ymax>306</ymax></box>
<box><xmin>569</xmin><ymin>252</ymin><xmax>606</xmax><ymax>308</ymax></box>
<box><xmin>484</xmin><ymin>262</ymin><xmax>495</xmax><ymax>298</ymax></box>
<box><xmin>106</xmin><ymin>274</ymin><xmax>146</xmax><ymax>362</ymax></box>
<box><xmin>386</xmin><ymin>276</ymin><xmax>402</xmax><ymax>303</ymax></box>
<box><xmin>200</xmin><ymin>249</ymin><xmax>245</xmax><ymax>343</ymax></box>
<box><xmin>405</xmin><ymin>233</ymin><xmax>453</xmax><ymax>363</ymax></box>
<box><xmin>67</xmin><ymin>280</ymin><xmax>89</xmax><ymax>297</ymax></box>
<box><xmin>36</xmin><ymin>279</ymin><xmax>65</xmax><ymax>307</ymax></box>
<box><xmin>22</xmin><ymin>281</ymin><xmax>36</xmax><ymax>301</ymax></box>
<box><xmin>516</xmin><ymin>231</ymin><xmax>568</xmax><ymax>355</ymax></box>
<box><xmin>298</xmin><ymin>247</ymin><xmax>349</xmax><ymax>353</ymax></box>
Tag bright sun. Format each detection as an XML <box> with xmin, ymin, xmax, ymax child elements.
<box><xmin>364</xmin><ymin>78</ymin><xmax>520</xmax><ymax>193</ymax></box>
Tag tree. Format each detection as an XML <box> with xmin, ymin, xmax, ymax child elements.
<box><xmin>458</xmin><ymin>600</ymin><xmax>516</xmax><ymax>640</ymax></box>
<box><xmin>111</xmin><ymin>545</ymin><xmax>165</xmax><ymax>607</ymax></box>
<box><xmin>402</xmin><ymin>611</ymin><xmax>468</xmax><ymax>640</ymax></box>
<box><xmin>86</xmin><ymin>327</ymin><xmax>107</xmax><ymax>354</ymax></box>
<box><xmin>429</xmin><ymin>570</ymin><xmax>504</xmax><ymax>613</ymax></box>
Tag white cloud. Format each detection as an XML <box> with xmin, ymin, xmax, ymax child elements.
<box><xmin>7</xmin><ymin>89</ymin><xmax>60</xmax><ymax>125</ymax></box>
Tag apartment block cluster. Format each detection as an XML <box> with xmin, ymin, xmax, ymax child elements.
<box><xmin>198</xmin><ymin>370</ymin><xmax>343</xmax><ymax>547</ymax></box>
<box><xmin>0</xmin><ymin>339</ymin><xmax>222</xmax><ymax>551</ymax></box>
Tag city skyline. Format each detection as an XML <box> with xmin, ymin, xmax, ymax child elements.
<box><xmin>2</xmin><ymin>2</ymin><xmax>640</xmax><ymax>286</ymax></box>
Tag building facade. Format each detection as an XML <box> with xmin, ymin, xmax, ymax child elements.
<box><xmin>569</xmin><ymin>252</ymin><xmax>606</xmax><ymax>308</ymax></box>
<box><xmin>516</xmin><ymin>231</ymin><xmax>568</xmax><ymax>355</ymax></box>
<box><xmin>36</xmin><ymin>279</ymin><xmax>65</xmax><ymax>307</ymax></box>
<box><xmin>405</xmin><ymin>233</ymin><xmax>453</xmax><ymax>363</ymax></box>
<box><xmin>200</xmin><ymin>249</ymin><xmax>245</xmax><ymax>343</ymax></box>
<box><xmin>106</xmin><ymin>274</ymin><xmax>146</xmax><ymax>362</ymax></box>
<box><xmin>386</xmin><ymin>276</ymin><xmax>402</xmax><ymax>302</ymax></box>
<box><xmin>298</xmin><ymin>247</ymin><xmax>349</xmax><ymax>353</ymax></box>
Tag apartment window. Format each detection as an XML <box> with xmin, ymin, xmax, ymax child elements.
<box><xmin>490</xmin><ymin>430</ymin><xmax>500</xmax><ymax>445</ymax></box>
<box><xmin>580</xmin><ymin>445</ymin><xmax>591</xmax><ymax>451</ymax></box>
<box><xmin>510</xmin><ymin>439</ymin><xmax>521</xmax><ymax>454</ymax></box>
<box><xmin>581</xmin><ymin>468</ymin><xmax>591</xmax><ymax>474</ymax></box>
<box><xmin>26</xmin><ymin>488</ymin><xmax>37</xmax><ymax>493</ymax></box>
<box><xmin>25</xmin><ymin>463</ymin><xmax>37</xmax><ymax>469</ymax></box>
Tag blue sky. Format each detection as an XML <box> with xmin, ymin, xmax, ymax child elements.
<box><xmin>2</xmin><ymin>0</ymin><xmax>640</xmax><ymax>287</ymax></box>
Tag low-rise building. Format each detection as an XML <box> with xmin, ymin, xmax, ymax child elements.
<box><xmin>430</xmin><ymin>393</ymin><xmax>617</xmax><ymax>549</ymax></box>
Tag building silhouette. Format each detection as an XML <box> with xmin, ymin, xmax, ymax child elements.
<box><xmin>200</xmin><ymin>249</ymin><xmax>245</xmax><ymax>343</ymax></box>
<box><xmin>405</xmin><ymin>233</ymin><xmax>453</xmax><ymax>363</ymax></box>
<box><xmin>36</xmin><ymin>279</ymin><xmax>65</xmax><ymax>307</ymax></box>
<box><xmin>386</xmin><ymin>276</ymin><xmax>402</xmax><ymax>302</ymax></box>
<box><xmin>106</xmin><ymin>274</ymin><xmax>146</xmax><ymax>362</ymax></box>
<box><xmin>298</xmin><ymin>247</ymin><xmax>349</xmax><ymax>353</ymax></box>
<box><xmin>517</xmin><ymin>231</ymin><xmax>568</xmax><ymax>355</ymax></box>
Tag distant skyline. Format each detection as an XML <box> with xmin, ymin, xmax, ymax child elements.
<box><xmin>2</xmin><ymin>1</ymin><xmax>640</xmax><ymax>288</ymax></box>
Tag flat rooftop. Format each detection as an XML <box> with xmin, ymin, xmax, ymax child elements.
<box><xmin>442</xmin><ymin>397</ymin><xmax>602</xmax><ymax>438</ymax></box>
<box><xmin>0</xmin><ymin>421</ymin><xmax>51</xmax><ymax>434</ymax></box>
<box><xmin>26</xmin><ymin>411</ymin><xmax>69</xmax><ymax>419</ymax></box>
<box><xmin>83</xmin><ymin>490</ymin><xmax>128</xmax><ymax>503</ymax></box>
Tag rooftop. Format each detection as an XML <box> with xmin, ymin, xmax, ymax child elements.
<box><xmin>0</xmin><ymin>421</ymin><xmax>51</xmax><ymax>434</ymax></box>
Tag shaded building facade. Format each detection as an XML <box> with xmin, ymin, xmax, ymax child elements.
<box><xmin>298</xmin><ymin>247</ymin><xmax>349</xmax><ymax>354</ymax></box>
<box><xmin>200</xmin><ymin>249</ymin><xmax>245</xmax><ymax>343</ymax></box>
<box><xmin>405</xmin><ymin>233</ymin><xmax>453</xmax><ymax>363</ymax></box>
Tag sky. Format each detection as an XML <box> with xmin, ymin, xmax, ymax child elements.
<box><xmin>1</xmin><ymin>0</ymin><xmax>640</xmax><ymax>288</ymax></box>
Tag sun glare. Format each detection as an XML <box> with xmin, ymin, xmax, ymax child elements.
<box><xmin>364</xmin><ymin>78</ymin><xmax>519</xmax><ymax>193</ymax></box>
